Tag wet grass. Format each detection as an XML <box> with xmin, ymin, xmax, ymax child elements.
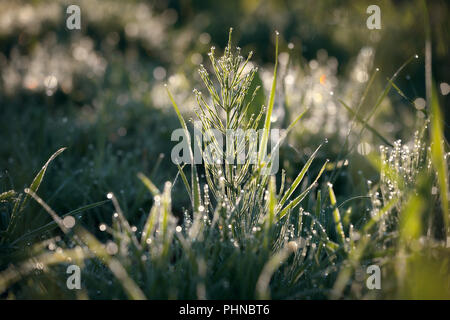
<box><xmin>1</xmin><ymin>26</ymin><xmax>449</xmax><ymax>299</ymax></box>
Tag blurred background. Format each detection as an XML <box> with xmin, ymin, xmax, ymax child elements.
<box><xmin>0</xmin><ymin>0</ymin><xmax>448</xmax><ymax>232</ymax></box>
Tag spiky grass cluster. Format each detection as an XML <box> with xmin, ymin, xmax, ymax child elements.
<box><xmin>380</xmin><ymin>131</ymin><xmax>428</xmax><ymax>200</ymax></box>
<box><xmin>193</xmin><ymin>29</ymin><xmax>267</xmax><ymax>234</ymax></box>
<box><xmin>0</xmin><ymin>29</ymin><xmax>448</xmax><ymax>300</ymax></box>
<box><xmin>375</xmin><ymin>116</ymin><xmax>449</xmax><ymax>240</ymax></box>
<box><xmin>0</xmin><ymin>30</ymin><xmax>333</xmax><ymax>299</ymax></box>
<box><xmin>375</xmin><ymin>129</ymin><xmax>430</xmax><ymax>232</ymax></box>
<box><xmin>170</xmin><ymin>28</ymin><xmax>328</xmax><ymax>243</ymax></box>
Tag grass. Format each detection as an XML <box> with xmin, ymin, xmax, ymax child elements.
<box><xmin>0</xmin><ymin>17</ymin><xmax>449</xmax><ymax>299</ymax></box>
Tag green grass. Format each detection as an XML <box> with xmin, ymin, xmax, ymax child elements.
<box><xmin>0</xmin><ymin>1</ymin><xmax>449</xmax><ymax>300</ymax></box>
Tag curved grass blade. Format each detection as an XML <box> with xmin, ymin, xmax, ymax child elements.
<box><xmin>328</xmin><ymin>183</ymin><xmax>346</xmax><ymax>245</ymax></box>
<box><xmin>362</xmin><ymin>197</ymin><xmax>399</xmax><ymax>233</ymax></box>
<box><xmin>11</xmin><ymin>200</ymin><xmax>110</xmax><ymax>246</ymax></box>
<box><xmin>23</xmin><ymin>190</ymin><xmax>146</xmax><ymax>299</ymax></box>
<box><xmin>255</xmin><ymin>246</ymin><xmax>292</xmax><ymax>299</ymax></box>
<box><xmin>137</xmin><ymin>172</ymin><xmax>161</xmax><ymax>197</ymax></box>
<box><xmin>338</xmin><ymin>99</ymin><xmax>393</xmax><ymax>147</ymax></box>
<box><xmin>20</xmin><ymin>147</ymin><xmax>66</xmax><ymax>211</ymax></box>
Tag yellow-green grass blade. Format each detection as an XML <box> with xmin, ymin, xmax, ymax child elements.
<box><xmin>20</xmin><ymin>147</ymin><xmax>66</xmax><ymax>211</ymax></box>
<box><xmin>430</xmin><ymin>83</ymin><xmax>449</xmax><ymax>234</ymax></box>
<box><xmin>278</xmin><ymin>160</ymin><xmax>328</xmax><ymax>219</ymax></box>
<box><xmin>137</xmin><ymin>172</ymin><xmax>161</xmax><ymax>197</ymax></box>
<box><xmin>258</xmin><ymin>31</ymin><xmax>279</xmax><ymax>165</ymax></box>
<box><xmin>399</xmin><ymin>193</ymin><xmax>425</xmax><ymax>242</ymax></box>
<box><xmin>362</xmin><ymin>197</ymin><xmax>399</xmax><ymax>233</ymax></box>
<box><xmin>176</xmin><ymin>164</ymin><xmax>192</xmax><ymax>201</ymax></box>
<box><xmin>278</xmin><ymin>144</ymin><xmax>322</xmax><ymax>210</ymax></box>
<box><xmin>328</xmin><ymin>183</ymin><xmax>346</xmax><ymax>245</ymax></box>
<box><xmin>255</xmin><ymin>246</ymin><xmax>292</xmax><ymax>299</ymax></box>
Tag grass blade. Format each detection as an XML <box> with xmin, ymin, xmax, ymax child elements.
<box><xmin>278</xmin><ymin>160</ymin><xmax>328</xmax><ymax>219</ymax></box>
<box><xmin>328</xmin><ymin>183</ymin><xmax>345</xmax><ymax>245</ymax></box>
<box><xmin>166</xmin><ymin>86</ymin><xmax>201</xmax><ymax>212</ymax></box>
<box><xmin>278</xmin><ymin>144</ymin><xmax>322</xmax><ymax>210</ymax></box>
<box><xmin>258</xmin><ymin>31</ymin><xmax>279</xmax><ymax>165</ymax></box>
<box><xmin>137</xmin><ymin>172</ymin><xmax>161</xmax><ymax>197</ymax></box>
<box><xmin>430</xmin><ymin>83</ymin><xmax>449</xmax><ymax>235</ymax></box>
<box><xmin>20</xmin><ymin>147</ymin><xmax>66</xmax><ymax>211</ymax></box>
<box><xmin>338</xmin><ymin>99</ymin><xmax>393</xmax><ymax>147</ymax></box>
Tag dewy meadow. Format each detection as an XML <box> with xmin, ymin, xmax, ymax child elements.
<box><xmin>0</xmin><ymin>1</ymin><xmax>449</xmax><ymax>301</ymax></box>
